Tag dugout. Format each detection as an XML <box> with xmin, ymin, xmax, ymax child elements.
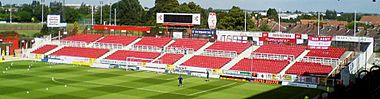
<box><xmin>0</xmin><ymin>32</ymin><xmax>19</xmax><ymax>56</ymax></box>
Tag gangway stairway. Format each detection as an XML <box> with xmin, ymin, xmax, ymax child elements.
<box><xmin>86</xmin><ymin>37</ymin><xmax>105</xmax><ymax>47</ymax></box>
<box><xmin>173</xmin><ymin>42</ymin><xmax>214</xmax><ymax>66</ymax></box>
<box><xmin>221</xmin><ymin>46</ymin><xmax>260</xmax><ymax>70</ymax></box>
<box><xmin>44</xmin><ymin>45</ymin><xmax>66</xmax><ymax>55</ymax></box>
<box><xmin>279</xmin><ymin>50</ymin><xmax>310</xmax><ymax>75</ymax></box>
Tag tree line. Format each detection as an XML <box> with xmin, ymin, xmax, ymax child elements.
<box><xmin>0</xmin><ymin>0</ymin><xmax>367</xmax><ymax>31</ymax></box>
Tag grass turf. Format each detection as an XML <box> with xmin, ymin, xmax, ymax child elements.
<box><xmin>0</xmin><ymin>23</ymin><xmax>85</xmax><ymax>37</ymax></box>
<box><xmin>0</xmin><ymin>61</ymin><xmax>322</xmax><ymax>99</ymax></box>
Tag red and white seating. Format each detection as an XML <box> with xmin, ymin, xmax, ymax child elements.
<box><xmin>105</xmin><ymin>50</ymin><xmax>161</xmax><ymax>62</ymax></box>
<box><xmin>181</xmin><ymin>55</ymin><xmax>231</xmax><ymax>69</ymax></box>
<box><xmin>167</xmin><ymin>38</ymin><xmax>208</xmax><ymax>51</ymax></box>
<box><xmin>155</xmin><ymin>53</ymin><xmax>184</xmax><ymax>64</ymax></box>
<box><xmin>286</xmin><ymin>62</ymin><xmax>333</xmax><ymax>76</ymax></box>
<box><xmin>303</xmin><ymin>48</ymin><xmax>346</xmax><ymax>65</ymax></box>
<box><xmin>134</xmin><ymin>37</ymin><xmax>172</xmax><ymax>48</ymax></box>
<box><xmin>230</xmin><ymin>58</ymin><xmax>289</xmax><ymax>74</ymax></box>
<box><xmin>62</xmin><ymin>34</ymin><xmax>103</xmax><ymax>43</ymax></box>
<box><xmin>206</xmin><ymin>41</ymin><xmax>251</xmax><ymax>54</ymax></box>
<box><xmin>253</xmin><ymin>44</ymin><xmax>306</xmax><ymax>61</ymax></box>
<box><xmin>306</xmin><ymin>48</ymin><xmax>346</xmax><ymax>59</ymax></box>
<box><xmin>51</xmin><ymin>47</ymin><xmax>109</xmax><ymax>58</ymax></box>
<box><xmin>31</xmin><ymin>45</ymin><xmax>58</xmax><ymax>54</ymax></box>
<box><xmin>97</xmin><ymin>36</ymin><xmax>138</xmax><ymax>46</ymax></box>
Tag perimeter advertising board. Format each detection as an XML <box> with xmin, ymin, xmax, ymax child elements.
<box><xmin>259</xmin><ymin>32</ymin><xmax>302</xmax><ymax>44</ymax></box>
<box><xmin>308</xmin><ymin>36</ymin><xmax>332</xmax><ymax>49</ymax></box>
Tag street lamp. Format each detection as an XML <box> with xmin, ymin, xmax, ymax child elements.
<box><xmin>41</xmin><ymin>0</ymin><xmax>45</xmax><ymax>26</ymax></box>
<box><xmin>100</xmin><ymin>1</ymin><xmax>103</xmax><ymax>25</ymax></box>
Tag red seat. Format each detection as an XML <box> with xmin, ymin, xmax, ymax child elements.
<box><xmin>105</xmin><ymin>50</ymin><xmax>161</xmax><ymax>62</ymax></box>
<box><xmin>306</xmin><ymin>48</ymin><xmax>346</xmax><ymax>59</ymax></box>
<box><xmin>51</xmin><ymin>47</ymin><xmax>109</xmax><ymax>58</ymax></box>
<box><xmin>97</xmin><ymin>36</ymin><xmax>138</xmax><ymax>46</ymax></box>
<box><xmin>31</xmin><ymin>45</ymin><xmax>58</xmax><ymax>54</ymax></box>
<box><xmin>181</xmin><ymin>55</ymin><xmax>231</xmax><ymax>69</ymax></box>
<box><xmin>156</xmin><ymin>53</ymin><xmax>184</xmax><ymax>64</ymax></box>
<box><xmin>62</xmin><ymin>34</ymin><xmax>103</xmax><ymax>43</ymax></box>
<box><xmin>286</xmin><ymin>62</ymin><xmax>333</xmax><ymax>75</ymax></box>
<box><xmin>134</xmin><ymin>37</ymin><xmax>172</xmax><ymax>48</ymax></box>
<box><xmin>168</xmin><ymin>38</ymin><xmax>208</xmax><ymax>51</ymax></box>
<box><xmin>254</xmin><ymin>44</ymin><xmax>306</xmax><ymax>57</ymax></box>
<box><xmin>230</xmin><ymin>58</ymin><xmax>289</xmax><ymax>73</ymax></box>
<box><xmin>206</xmin><ymin>41</ymin><xmax>251</xmax><ymax>54</ymax></box>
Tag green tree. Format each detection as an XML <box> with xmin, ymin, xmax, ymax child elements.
<box><xmin>63</xmin><ymin>7</ymin><xmax>80</xmax><ymax>23</ymax></box>
<box><xmin>259</xmin><ymin>24</ymin><xmax>271</xmax><ymax>32</ymax></box>
<box><xmin>113</xmin><ymin>0</ymin><xmax>145</xmax><ymax>25</ymax></box>
<box><xmin>325</xmin><ymin>10</ymin><xmax>337</xmax><ymax>19</ymax></box>
<box><xmin>146</xmin><ymin>0</ymin><xmax>180</xmax><ymax>25</ymax></box>
<box><xmin>35</xmin><ymin>25</ymin><xmax>60</xmax><ymax>37</ymax></box>
<box><xmin>267</xmin><ymin>8</ymin><xmax>278</xmax><ymax>20</ymax></box>
<box><xmin>216</xmin><ymin>6</ymin><xmax>257</xmax><ymax>31</ymax></box>
<box><xmin>71</xmin><ymin>21</ymin><xmax>79</xmax><ymax>36</ymax></box>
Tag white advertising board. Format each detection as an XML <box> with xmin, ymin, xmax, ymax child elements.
<box><xmin>308</xmin><ymin>36</ymin><xmax>332</xmax><ymax>49</ymax></box>
<box><xmin>47</xmin><ymin>15</ymin><xmax>61</xmax><ymax>27</ymax></box>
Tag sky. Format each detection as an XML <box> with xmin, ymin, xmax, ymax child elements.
<box><xmin>1</xmin><ymin>0</ymin><xmax>379</xmax><ymax>13</ymax></box>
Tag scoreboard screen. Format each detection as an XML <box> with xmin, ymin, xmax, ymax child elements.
<box><xmin>164</xmin><ymin>15</ymin><xmax>193</xmax><ymax>23</ymax></box>
<box><xmin>157</xmin><ymin>13</ymin><xmax>201</xmax><ymax>25</ymax></box>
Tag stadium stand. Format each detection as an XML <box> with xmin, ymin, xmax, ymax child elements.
<box><xmin>31</xmin><ymin>45</ymin><xmax>58</xmax><ymax>54</ymax></box>
<box><xmin>303</xmin><ymin>48</ymin><xmax>346</xmax><ymax>65</ymax></box>
<box><xmin>306</xmin><ymin>48</ymin><xmax>346</xmax><ymax>58</ymax></box>
<box><xmin>134</xmin><ymin>37</ymin><xmax>172</xmax><ymax>48</ymax></box>
<box><xmin>96</xmin><ymin>36</ymin><xmax>138</xmax><ymax>46</ymax></box>
<box><xmin>155</xmin><ymin>53</ymin><xmax>184</xmax><ymax>64</ymax></box>
<box><xmin>253</xmin><ymin>44</ymin><xmax>306</xmax><ymax>60</ymax></box>
<box><xmin>51</xmin><ymin>47</ymin><xmax>109</xmax><ymax>58</ymax></box>
<box><xmin>286</xmin><ymin>62</ymin><xmax>333</xmax><ymax>75</ymax></box>
<box><xmin>206</xmin><ymin>41</ymin><xmax>251</xmax><ymax>54</ymax></box>
<box><xmin>61</xmin><ymin>34</ymin><xmax>103</xmax><ymax>43</ymax></box>
<box><xmin>167</xmin><ymin>38</ymin><xmax>208</xmax><ymax>51</ymax></box>
<box><xmin>181</xmin><ymin>55</ymin><xmax>232</xmax><ymax>69</ymax></box>
<box><xmin>105</xmin><ymin>50</ymin><xmax>161</xmax><ymax>62</ymax></box>
<box><xmin>230</xmin><ymin>58</ymin><xmax>289</xmax><ymax>74</ymax></box>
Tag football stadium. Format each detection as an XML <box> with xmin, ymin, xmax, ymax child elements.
<box><xmin>1</xmin><ymin>0</ymin><xmax>380</xmax><ymax>99</ymax></box>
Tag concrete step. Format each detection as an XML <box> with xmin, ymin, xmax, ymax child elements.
<box><xmin>97</xmin><ymin>49</ymin><xmax>119</xmax><ymax>60</ymax></box>
<box><xmin>87</xmin><ymin>37</ymin><xmax>105</xmax><ymax>47</ymax></box>
<box><xmin>173</xmin><ymin>42</ymin><xmax>214</xmax><ymax>66</ymax></box>
<box><xmin>279</xmin><ymin>50</ymin><xmax>310</xmax><ymax>75</ymax></box>
<box><xmin>44</xmin><ymin>45</ymin><xmax>66</xmax><ymax>55</ymax></box>
<box><xmin>221</xmin><ymin>46</ymin><xmax>260</xmax><ymax>70</ymax></box>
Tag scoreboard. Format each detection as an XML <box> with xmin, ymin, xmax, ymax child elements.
<box><xmin>157</xmin><ymin>13</ymin><xmax>201</xmax><ymax>25</ymax></box>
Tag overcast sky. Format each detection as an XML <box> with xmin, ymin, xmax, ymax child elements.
<box><xmin>1</xmin><ymin>0</ymin><xmax>379</xmax><ymax>13</ymax></box>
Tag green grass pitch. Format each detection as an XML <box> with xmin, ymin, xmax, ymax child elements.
<box><xmin>0</xmin><ymin>61</ymin><xmax>322</xmax><ymax>99</ymax></box>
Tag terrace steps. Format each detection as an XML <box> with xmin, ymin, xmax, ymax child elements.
<box><xmin>44</xmin><ymin>45</ymin><xmax>65</xmax><ymax>55</ymax></box>
<box><xmin>87</xmin><ymin>37</ymin><xmax>105</xmax><ymax>47</ymax></box>
<box><xmin>173</xmin><ymin>42</ymin><xmax>214</xmax><ymax>66</ymax></box>
<box><xmin>279</xmin><ymin>50</ymin><xmax>310</xmax><ymax>75</ymax></box>
<box><xmin>221</xmin><ymin>46</ymin><xmax>259</xmax><ymax>70</ymax></box>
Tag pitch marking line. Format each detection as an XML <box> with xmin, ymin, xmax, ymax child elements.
<box><xmin>189</xmin><ymin>82</ymin><xmax>238</xmax><ymax>96</ymax></box>
<box><xmin>52</xmin><ymin>78</ymin><xmax>191</xmax><ymax>96</ymax></box>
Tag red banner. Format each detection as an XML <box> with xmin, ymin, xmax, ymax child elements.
<box><xmin>259</xmin><ymin>32</ymin><xmax>301</xmax><ymax>44</ymax></box>
<box><xmin>308</xmin><ymin>36</ymin><xmax>332</xmax><ymax>49</ymax></box>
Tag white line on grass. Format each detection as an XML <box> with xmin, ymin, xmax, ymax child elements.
<box><xmin>189</xmin><ymin>82</ymin><xmax>238</xmax><ymax>96</ymax></box>
<box><xmin>52</xmin><ymin>78</ymin><xmax>191</xmax><ymax>96</ymax></box>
